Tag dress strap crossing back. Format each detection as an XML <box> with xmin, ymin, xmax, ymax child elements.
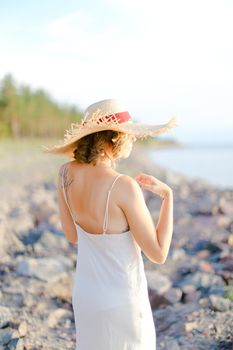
<box><xmin>61</xmin><ymin>166</ymin><xmax>123</xmax><ymax>234</ymax></box>
<box><xmin>61</xmin><ymin>165</ymin><xmax>76</xmax><ymax>225</ymax></box>
<box><xmin>102</xmin><ymin>174</ymin><xmax>123</xmax><ymax>234</ymax></box>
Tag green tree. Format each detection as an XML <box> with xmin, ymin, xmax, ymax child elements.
<box><xmin>0</xmin><ymin>74</ymin><xmax>82</xmax><ymax>138</ymax></box>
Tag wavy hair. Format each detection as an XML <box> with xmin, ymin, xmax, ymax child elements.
<box><xmin>73</xmin><ymin>130</ymin><xmax>134</xmax><ymax>168</ymax></box>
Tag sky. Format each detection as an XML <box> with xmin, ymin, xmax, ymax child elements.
<box><xmin>0</xmin><ymin>0</ymin><xmax>232</xmax><ymax>145</ymax></box>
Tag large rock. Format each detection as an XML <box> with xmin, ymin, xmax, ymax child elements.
<box><xmin>43</xmin><ymin>272</ymin><xmax>74</xmax><ymax>301</ymax></box>
<box><xmin>209</xmin><ymin>294</ymin><xmax>232</xmax><ymax>312</ymax></box>
<box><xmin>10</xmin><ymin>214</ymin><xmax>35</xmax><ymax>240</ymax></box>
<box><xmin>178</xmin><ymin>271</ymin><xmax>225</xmax><ymax>292</ymax></box>
<box><xmin>47</xmin><ymin>308</ymin><xmax>73</xmax><ymax>328</ymax></box>
<box><xmin>163</xmin><ymin>287</ymin><xmax>182</xmax><ymax>304</ymax></box>
<box><xmin>0</xmin><ymin>328</ymin><xmax>14</xmax><ymax>346</ymax></box>
<box><xmin>0</xmin><ymin>306</ymin><xmax>12</xmax><ymax>328</ymax></box>
<box><xmin>145</xmin><ymin>270</ymin><xmax>172</xmax><ymax>294</ymax></box>
<box><xmin>188</xmin><ymin>239</ymin><xmax>222</xmax><ymax>255</ymax></box>
<box><xmin>29</xmin><ymin>188</ymin><xmax>57</xmax><ymax>224</ymax></box>
<box><xmin>0</xmin><ymin>223</ymin><xmax>25</xmax><ymax>257</ymax></box>
<box><xmin>189</xmin><ymin>190</ymin><xmax>219</xmax><ymax>216</ymax></box>
<box><xmin>34</xmin><ymin>230</ymin><xmax>69</xmax><ymax>256</ymax></box>
<box><xmin>170</xmin><ymin>248</ymin><xmax>186</xmax><ymax>261</ymax></box>
<box><xmin>219</xmin><ymin>196</ymin><xmax>233</xmax><ymax>216</ymax></box>
<box><xmin>158</xmin><ymin>338</ymin><xmax>181</xmax><ymax>350</ymax></box>
<box><xmin>16</xmin><ymin>256</ymin><xmax>73</xmax><ymax>282</ymax></box>
<box><xmin>148</xmin><ymin>289</ymin><xmax>173</xmax><ymax>309</ymax></box>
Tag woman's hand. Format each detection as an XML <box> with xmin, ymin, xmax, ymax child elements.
<box><xmin>134</xmin><ymin>173</ymin><xmax>172</xmax><ymax>199</ymax></box>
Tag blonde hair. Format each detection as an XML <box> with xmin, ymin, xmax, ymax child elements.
<box><xmin>73</xmin><ymin>130</ymin><xmax>134</xmax><ymax>167</ymax></box>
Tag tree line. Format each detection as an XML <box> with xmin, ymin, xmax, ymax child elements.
<box><xmin>0</xmin><ymin>74</ymin><xmax>82</xmax><ymax>139</ymax></box>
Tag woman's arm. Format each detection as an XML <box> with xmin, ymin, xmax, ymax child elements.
<box><xmin>57</xmin><ymin>162</ymin><xmax>78</xmax><ymax>245</ymax></box>
<box><xmin>155</xmin><ymin>189</ymin><xmax>173</xmax><ymax>263</ymax></box>
<box><xmin>119</xmin><ymin>174</ymin><xmax>174</xmax><ymax>264</ymax></box>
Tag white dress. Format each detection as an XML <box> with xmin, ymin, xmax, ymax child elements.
<box><xmin>62</xmin><ymin>172</ymin><xmax>156</xmax><ymax>350</ymax></box>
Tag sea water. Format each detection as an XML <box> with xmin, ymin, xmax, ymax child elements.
<box><xmin>148</xmin><ymin>144</ymin><xmax>233</xmax><ymax>190</ymax></box>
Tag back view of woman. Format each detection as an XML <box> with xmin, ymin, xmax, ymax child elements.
<box><xmin>43</xmin><ymin>99</ymin><xmax>176</xmax><ymax>350</ymax></box>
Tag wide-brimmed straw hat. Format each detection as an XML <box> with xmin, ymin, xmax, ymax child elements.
<box><xmin>42</xmin><ymin>98</ymin><xmax>178</xmax><ymax>158</ymax></box>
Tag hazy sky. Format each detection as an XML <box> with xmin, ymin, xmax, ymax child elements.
<box><xmin>0</xmin><ymin>0</ymin><xmax>232</xmax><ymax>145</ymax></box>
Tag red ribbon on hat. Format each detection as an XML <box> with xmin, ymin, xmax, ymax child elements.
<box><xmin>97</xmin><ymin>111</ymin><xmax>132</xmax><ymax>124</ymax></box>
<box><xmin>82</xmin><ymin>111</ymin><xmax>132</xmax><ymax>125</ymax></box>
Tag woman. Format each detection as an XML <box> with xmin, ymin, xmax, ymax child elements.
<box><xmin>42</xmin><ymin>99</ymin><xmax>176</xmax><ymax>350</ymax></box>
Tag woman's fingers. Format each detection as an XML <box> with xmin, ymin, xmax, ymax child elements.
<box><xmin>134</xmin><ymin>173</ymin><xmax>172</xmax><ymax>198</ymax></box>
<box><xmin>138</xmin><ymin>177</ymin><xmax>154</xmax><ymax>185</ymax></box>
<box><xmin>135</xmin><ymin>173</ymin><xmax>149</xmax><ymax>181</ymax></box>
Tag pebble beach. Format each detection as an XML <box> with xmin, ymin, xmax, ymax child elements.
<box><xmin>0</xmin><ymin>139</ymin><xmax>232</xmax><ymax>349</ymax></box>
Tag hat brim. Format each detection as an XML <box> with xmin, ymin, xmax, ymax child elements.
<box><xmin>42</xmin><ymin>117</ymin><xmax>177</xmax><ymax>157</ymax></box>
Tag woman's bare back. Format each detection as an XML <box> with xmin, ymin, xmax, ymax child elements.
<box><xmin>67</xmin><ymin>161</ymin><xmax>129</xmax><ymax>235</ymax></box>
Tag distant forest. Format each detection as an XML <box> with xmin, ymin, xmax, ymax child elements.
<box><xmin>0</xmin><ymin>74</ymin><xmax>82</xmax><ymax>138</ymax></box>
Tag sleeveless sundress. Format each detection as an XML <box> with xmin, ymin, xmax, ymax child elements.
<box><xmin>61</xmin><ymin>171</ymin><xmax>156</xmax><ymax>350</ymax></box>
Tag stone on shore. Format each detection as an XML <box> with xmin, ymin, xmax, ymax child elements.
<box><xmin>0</xmin><ymin>306</ymin><xmax>12</xmax><ymax>328</ymax></box>
<box><xmin>16</xmin><ymin>256</ymin><xmax>73</xmax><ymax>282</ymax></box>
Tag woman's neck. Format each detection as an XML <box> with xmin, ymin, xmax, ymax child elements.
<box><xmin>94</xmin><ymin>159</ymin><xmax>112</xmax><ymax>168</ymax></box>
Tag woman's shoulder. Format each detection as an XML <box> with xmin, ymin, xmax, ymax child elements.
<box><xmin>58</xmin><ymin>161</ymin><xmax>71</xmax><ymax>175</ymax></box>
<box><xmin>58</xmin><ymin>161</ymin><xmax>80</xmax><ymax>181</ymax></box>
<box><xmin>118</xmin><ymin>173</ymin><xmax>135</xmax><ymax>184</ymax></box>
<box><xmin>116</xmin><ymin>173</ymin><xmax>142</xmax><ymax>197</ymax></box>
<box><xmin>68</xmin><ymin>160</ymin><xmax>84</xmax><ymax>173</ymax></box>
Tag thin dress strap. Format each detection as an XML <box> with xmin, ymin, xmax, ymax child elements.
<box><xmin>61</xmin><ymin>165</ymin><xmax>76</xmax><ymax>225</ymax></box>
<box><xmin>102</xmin><ymin>174</ymin><xmax>123</xmax><ymax>234</ymax></box>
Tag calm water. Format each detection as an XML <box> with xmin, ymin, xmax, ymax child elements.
<box><xmin>148</xmin><ymin>145</ymin><xmax>233</xmax><ymax>190</ymax></box>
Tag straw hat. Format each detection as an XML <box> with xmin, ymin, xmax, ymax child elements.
<box><xmin>42</xmin><ymin>99</ymin><xmax>178</xmax><ymax>158</ymax></box>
